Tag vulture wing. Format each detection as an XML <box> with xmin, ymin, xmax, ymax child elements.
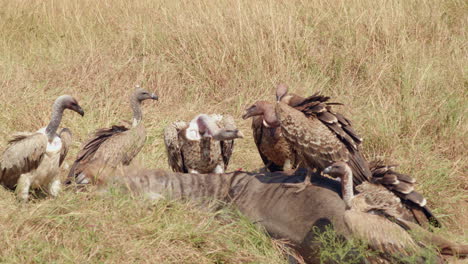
<box><xmin>276</xmin><ymin>102</ymin><xmax>350</xmax><ymax>171</ymax></box>
<box><xmin>369</xmin><ymin>160</ymin><xmax>441</xmax><ymax>227</ymax></box>
<box><xmin>295</xmin><ymin>93</ymin><xmax>362</xmax><ymax>151</ymax></box>
<box><xmin>251</xmin><ymin>116</ymin><xmax>283</xmax><ymax>172</ymax></box>
<box><xmin>217</xmin><ymin>114</ymin><xmax>236</xmax><ymax>169</ymax></box>
<box><xmin>59</xmin><ymin>128</ymin><xmax>72</xmax><ymax>166</ymax></box>
<box><xmin>292</xmin><ymin>94</ymin><xmax>371</xmax><ymax>185</ymax></box>
<box><xmin>0</xmin><ymin>132</ymin><xmax>48</xmax><ymax>189</ymax></box>
<box><xmin>67</xmin><ymin>124</ymin><xmax>130</xmax><ymax>180</ymax></box>
<box><xmin>164</xmin><ymin>121</ymin><xmax>188</xmax><ymax>173</ymax></box>
<box><xmin>344</xmin><ymin>210</ymin><xmax>419</xmax><ymax>256</ymax></box>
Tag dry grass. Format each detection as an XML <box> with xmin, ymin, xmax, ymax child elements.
<box><xmin>0</xmin><ymin>0</ymin><xmax>466</xmax><ymax>262</ymax></box>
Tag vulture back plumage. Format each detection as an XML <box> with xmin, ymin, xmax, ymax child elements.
<box><xmin>0</xmin><ymin>95</ymin><xmax>84</xmax><ymax>201</ymax></box>
<box><xmin>164</xmin><ymin>114</ymin><xmax>243</xmax><ymax>174</ymax></box>
<box><xmin>67</xmin><ymin>87</ymin><xmax>158</xmax><ymax>185</ymax></box>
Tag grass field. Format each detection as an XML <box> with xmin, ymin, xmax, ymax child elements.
<box><xmin>0</xmin><ymin>0</ymin><xmax>466</xmax><ymax>263</ymax></box>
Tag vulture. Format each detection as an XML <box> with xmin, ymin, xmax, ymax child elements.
<box><xmin>0</xmin><ymin>95</ymin><xmax>84</xmax><ymax>201</ymax></box>
<box><xmin>67</xmin><ymin>86</ymin><xmax>158</xmax><ymax>184</ymax></box>
<box><xmin>242</xmin><ymin>101</ymin><xmax>299</xmax><ymax>172</ymax></box>
<box><xmin>250</xmin><ymin>85</ymin><xmax>439</xmax><ymax>226</ymax></box>
<box><xmin>322</xmin><ymin>162</ymin><xmax>456</xmax><ymax>258</ymax></box>
<box><xmin>240</xmin><ymin>84</ymin><xmax>305</xmax><ymax>172</ymax></box>
<box><xmin>87</xmin><ymin>166</ymin><xmax>467</xmax><ymax>263</ymax></box>
<box><xmin>164</xmin><ymin>114</ymin><xmax>244</xmax><ymax>174</ymax></box>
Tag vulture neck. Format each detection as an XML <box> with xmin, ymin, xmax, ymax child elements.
<box><xmin>197</xmin><ymin>115</ymin><xmax>220</xmax><ymax>137</ymax></box>
<box><xmin>340</xmin><ymin>165</ymin><xmax>354</xmax><ymax>209</ymax></box>
<box><xmin>131</xmin><ymin>97</ymin><xmax>143</xmax><ymax>127</ymax></box>
<box><xmin>45</xmin><ymin>98</ymin><xmax>65</xmax><ymax>142</ymax></box>
<box><xmin>262</xmin><ymin>104</ymin><xmax>280</xmax><ymax>128</ymax></box>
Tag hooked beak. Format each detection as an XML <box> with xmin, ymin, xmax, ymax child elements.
<box><xmin>322</xmin><ymin>166</ymin><xmax>332</xmax><ymax>175</ymax></box>
<box><xmin>151</xmin><ymin>93</ymin><xmax>159</xmax><ymax>100</ymax></box>
<box><xmin>76</xmin><ymin>106</ymin><xmax>85</xmax><ymax>116</ymax></box>
<box><xmin>242</xmin><ymin>110</ymin><xmax>253</xmax><ymax>120</ymax></box>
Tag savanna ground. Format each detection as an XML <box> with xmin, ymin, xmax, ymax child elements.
<box><xmin>0</xmin><ymin>0</ymin><xmax>466</xmax><ymax>263</ymax></box>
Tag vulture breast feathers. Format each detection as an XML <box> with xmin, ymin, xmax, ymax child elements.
<box><xmin>242</xmin><ymin>102</ymin><xmax>298</xmax><ymax>172</ymax></box>
<box><xmin>164</xmin><ymin>114</ymin><xmax>244</xmax><ymax>174</ymax></box>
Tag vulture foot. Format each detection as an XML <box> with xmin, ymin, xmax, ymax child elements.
<box><xmin>15</xmin><ymin>173</ymin><xmax>32</xmax><ymax>202</ymax></box>
<box><xmin>48</xmin><ymin>178</ymin><xmax>61</xmax><ymax>197</ymax></box>
<box><xmin>282</xmin><ymin>171</ymin><xmax>313</xmax><ymax>193</ymax></box>
<box><xmin>213</xmin><ymin>164</ymin><xmax>224</xmax><ymax>174</ymax></box>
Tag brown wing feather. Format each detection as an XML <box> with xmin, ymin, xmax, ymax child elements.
<box><xmin>276</xmin><ymin>102</ymin><xmax>349</xmax><ymax>171</ymax></box>
<box><xmin>290</xmin><ymin>94</ymin><xmax>371</xmax><ymax>184</ymax></box>
<box><xmin>164</xmin><ymin>121</ymin><xmax>188</xmax><ymax>173</ymax></box>
<box><xmin>344</xmin><ymin>211</ymin><xmax>419</xmax><ymax>255</ymax></box>
<box><xmin>0</xmin><ymin>132</ymin><xmax>48</xmax><ymax>189</ymax></box>
<box><xmin>369</xmin><ymin>160</ymin><xmax>441</xmax><ymax>227</ymax></box>
<box><xmin>68</xmin><ymin>122</ymin><xmax>148</xmax><ymax>181</ymax></box>
<box><xmin>59</xmin><ymin>128</ymin><xmax>72</xmax><ymax>166</ymax></box>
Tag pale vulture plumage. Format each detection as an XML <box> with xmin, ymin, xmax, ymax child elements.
<box><xmin>164</xmin><ymin>114</ymin><xmax>244</xmax><ymax>174</ymax></box>
<box><xmin>323</xmin><ymin>162</ymin><xmax>451</xmax><ymax>258</ymax></box>
<box><xmin>0</xmin><ymin>95</ymin><xmax>84</xmax><ymax>201</ymax></box>
<box><xmin>67</xmin><ymin>86</ymin><xmax>158</xmax><ymax>185</ymax></box>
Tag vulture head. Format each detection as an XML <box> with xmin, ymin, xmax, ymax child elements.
<box><xmin>185</xmin><ymin>114</ymin><xmax>244</xmax><ymax>141</ymax></box>
<box><xmin>242</xmin><ymin>101</ymin><xmax>279</xmax><ymax>128</ymax></box>
<box><xmin>134</xmin><ymin>85</ymin><xmax>159</xmax><ymax>102</ymax></box>
<box><xmin>275</xmin><ymin>83</ymin><xmax>289</xmax><ymax>102</ymax></box>
<box><xmin>323</xmin><ymin>161</ymin><xmax>350</xmax><ymax>179</ymax></box>
<box><xmin>59</xmin><ymin>95</ymin><xmax>85</xmax><ymax>116</ymax></box>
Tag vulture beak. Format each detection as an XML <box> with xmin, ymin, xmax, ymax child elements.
<box><xmin>322</xmin><ymin>166</ymin><xmax>332</xmax><ymax>175</ymax></box>
<box><xmin>236</xmin><ymin>130</ymin><xmax>244</xmax><ymax>138</ymax></box>
<box><xmin>76</xmin><ymin>106</ymin><xmax>85</xmax><ymax>116</ymax></box>
<box><xmin>242</xmin><ymin>109</ymin><xmax>253</xmax><ymax>120</ymax></box>
<box><xmin>151</xmin><ymin>93</ymin><xmax>159</xmax><ymax>100</ymax></box>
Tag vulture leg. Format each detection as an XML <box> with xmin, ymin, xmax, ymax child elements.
<box><xmin>214</xmin><ymin>164</ymin><xmax>224</xmax><ymax>174</ymax></box>
<box><xmin>283</xmin><ymin>158</ymin><xmax>292</xmax><ymax>171</ymax></box>
<box><xmin>15</xmin><ymin>173</ymin><xmax>32</xmax><ymax>202</ymax></box>
<box><xmin>48</xmin><ymin>177</ymin><xmax>61</xmax><ymax>197</ymax></box>
<box><xmin>282</xmin><ymin>169</ymin><xmax>313</xmax><ymax>193</ymax></box>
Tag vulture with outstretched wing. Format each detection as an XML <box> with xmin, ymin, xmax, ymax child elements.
<box><xmin>164</xmin><ymin>114</ymin><xmax>244</xmax><ymax>174</ymax></box>
<box><xmin>0</xmin><ymin>95</ymin><xmax>84</xmax><ymax>201</ymax></box>
<box><xmin>323</xmin><ymin>162</ymin><xmax>444</xmax><ymax>257</ymax></box>
<box><xmin>67</xmin><ymin>86</ymin><xmax>158</xmax><ymax>185</ymax></box>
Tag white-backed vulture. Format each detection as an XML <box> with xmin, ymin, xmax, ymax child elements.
<box><xmin>242</xmin><ymin>101</ymin><xmax>299</xmax><ymax>172</ymax></box>
<box><xmin>83</xmin><ymin>166</ymin><xmax>466</xmax><ymax>263</ymax></box>
<box><xmin>67</xmin><ymin>86</ymin><xmax>157</xmax><ymax>184</ymax></box>
<box><xmin>164</xmin><ymin>114</ymin><xmax>244</xmax><ymax>174</ymax></box>
<box><xmin>323</xmin><ymin>162</ymin><xmax>462</xmax><ymax>258</ymax></box>
<box><xmin>0</xmin><ymin>95</ymin><xmax>84</xmax><ymax>201</ymax></box>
